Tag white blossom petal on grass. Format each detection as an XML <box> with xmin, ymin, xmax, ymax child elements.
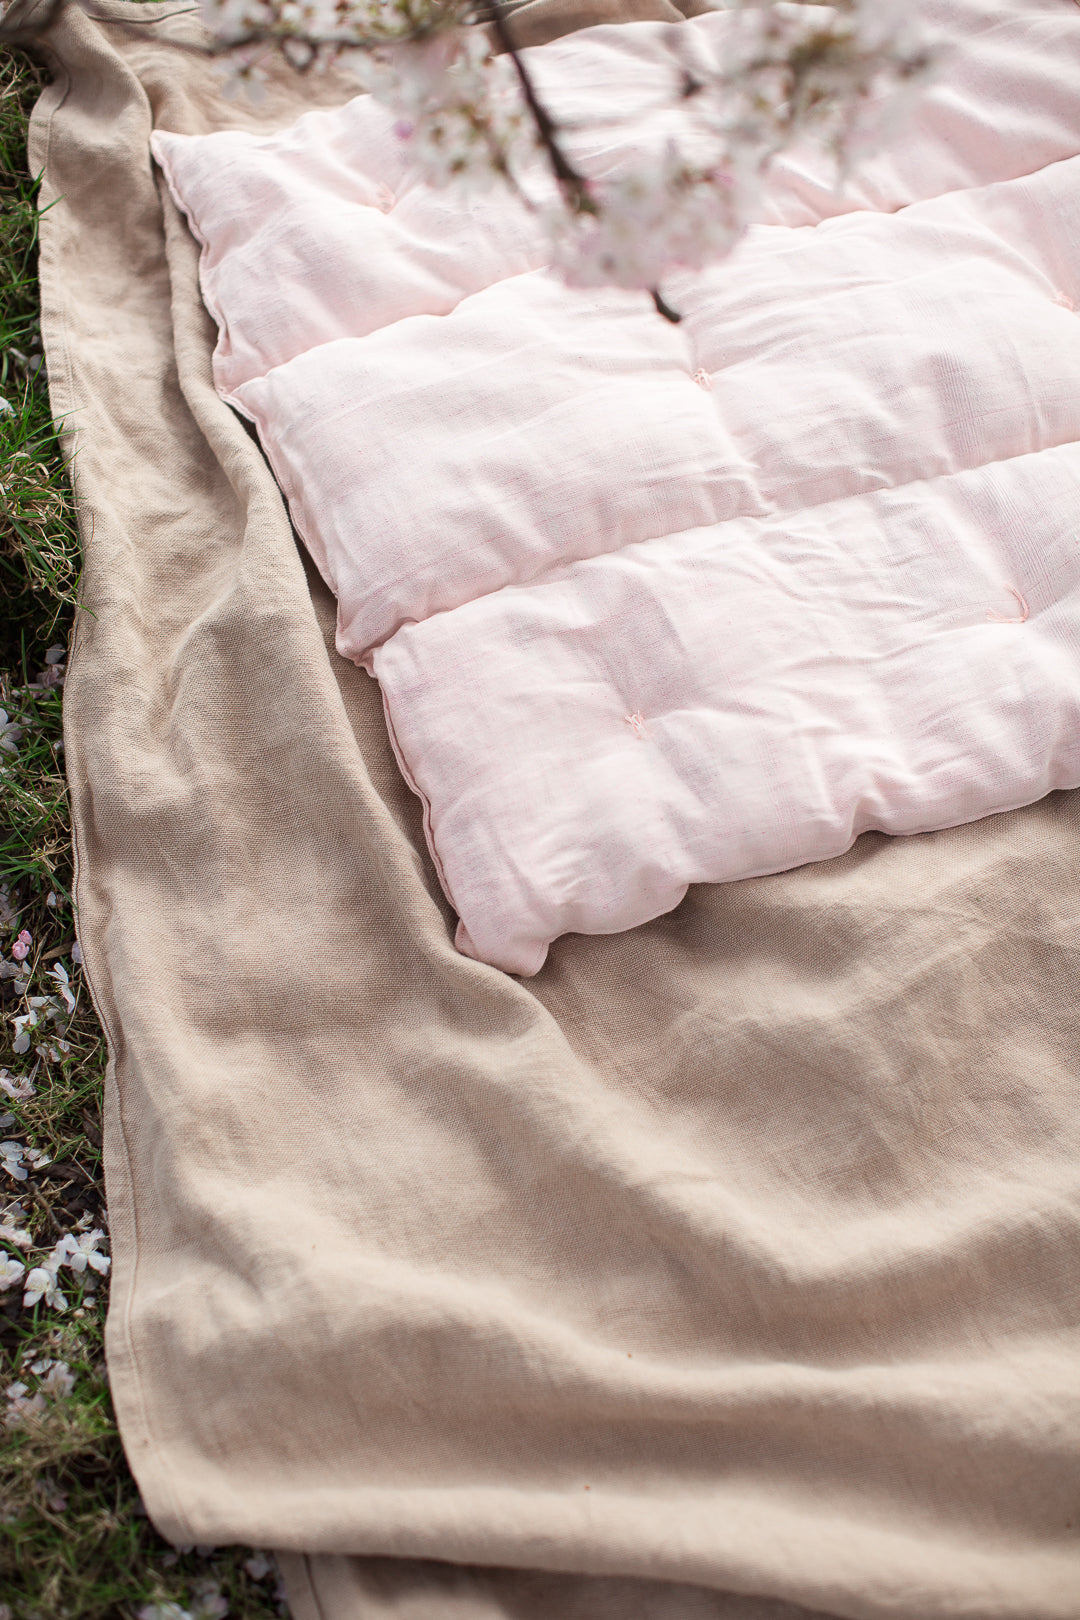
<box><xmin>29</xmin><ymin>992</ymin><xmax>65</xmax><ymax>1023</ymax></box>
<box><xmin>0</xmin><ymin>397</ymin><xmax>14</xmax><ymax>419</ymax></box>
<box><xmin>0</xmin><ymin>1068</ymin><xmax>35</xmax><ymax>1102</ymax></box>
<box><xmin>0</xmin><ymin>1256</ymin><xmax>25</xmax><ymax>1291</ymax></box>
<box><xmin>190</xmin><ymin>1579</ymin><xmax>230</xmax><ymax>1620</ymax></box>
<box><xmin>71</xmin><ymin>940</ymin><xmax>83</xmax><ymax>965</ymax></box>
<box><xmin>11</xmin><ymin>1012</ymin><xmax>36</xmax><ymax>1055</ymax></box>
<box><xmin>243</xmin><ymin>1552</ymin><xmax>273</xmax><ymax>1581</ymax></box>
<box><xmin>23</xmin><ymin>1258</ymin><xmax>67</xmax><ymax>1312</ymax></box>
<box><xmin>1</xmin><ymin>1142</ymin><xmax>27</xmax><ymax>1182</ymax></box>
<box><xmin>0</xmin><ymin>713</ymin><xmax>21</xmax><ymax>755</ymax></box>
<box><xmin>41</xmin><ymin>1361</ymin><xmax>75</xmax><ymax>1400</ymax></box>
<box><xmin>56</xmin><ymin>1229</ymin><xmax>110</xmax><ymax>1276</ymax></box>
<box><xmin>4</xmin><ymin>1380</ymin><xmax>46</xmax><ymax>1428</ymax></box>
<box><xmin>138</xmin><ymin>1605</ymin><xmax>194</xmax><ymax>1620</ymax></box>
<box><xmin>38</xmin><ymin>1477</ymin><xmax>68</xmax><ymax>1512</ymax></box>
<box><xmin>48</xmin><ymin>961</ymin><xmax>76</xmax><ymax>1014</ymax></box>
<box><xmin>15</xmin><ymin>995</ymin><xmax>67</xmax><ymax>1054</ymax></box>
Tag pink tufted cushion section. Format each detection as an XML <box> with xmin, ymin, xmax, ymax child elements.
<box><xmin>153</xmin><ymin>2</ymin><xmax>1080</xmax><ymax>973</ymax></box>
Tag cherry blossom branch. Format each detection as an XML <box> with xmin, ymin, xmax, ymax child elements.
<box><xmin>3</xmin><ymin>0</ymin><xmax>935</xmax><ymax>313</ymax></box>
<box><xmin>481</xmin><ymin>0</ymin><xmax>679</xmax><ymax>319</ymax></box>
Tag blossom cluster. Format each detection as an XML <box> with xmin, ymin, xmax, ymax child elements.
<box><xmin>136</xmin><ymin>1554</ymin><xmax>286</xmax><ymax>1620</ymax></box>
<box><xmin>138</xmin><ymin>1581</ymin><xmax>230</xmax><ymax>1620</ymax></box>
<box><xmin>4</xmin><ymin>1356</ymin><xmax>76</xmax><ymax>1429</ymax></box>
<box><xmin>0</xmin><ymin>648</ymin><xmax>67</xmax><ymax>767</ymax></box>
<box><xmin>194</xmin><ymin>0</ymin><xmax>934</xmax><ymax>293</ymax></box>
<box><xmin>2</xmin><ymin>924</ymin><xmax>78</xmax><ymax>1058</ymax></box>
<box><xmin>357</xmin><ymin>26</ymin><xmax>538</xmax><ymax>191</ymax></box>
<box><xmin>0</xmin><ymin>1201</ymin><xmax>110</xmax><ymax>1313</ymax></box>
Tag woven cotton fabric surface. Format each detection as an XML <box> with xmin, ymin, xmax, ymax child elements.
<box><xmin>29</xmin><ymin>0</ymin><xmax>1080</xmax><ymax>1615</ymax></box>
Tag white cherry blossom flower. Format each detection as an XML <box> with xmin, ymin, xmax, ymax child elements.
<box><xmin>14</xmin><ymin>995</ymin><xmax>66</xmax><ymax>1054</ymax></box>
<box><xmin>56</xmin><ymin>1229</ymin><xmax>110</xmax><ymax>1276</ymax></box>
<box><xmin>0</xmin><ymin>1203</ymin><xmax>31</xmax><ymax>1247</ymax></box>
<box><xmin>0</xmin><ymin>1256</ymin><xmax>25</xmax><ymax>1291</ymax></box>
<box><xmin>0</xmin><ymin>1069</ymin><xmax>36</xmax><ymax>1102</ymax></box>
<box><xmin>549</xmin><ymin>144</ymin><xmax>740</xmax><ymax>291</ymax></box>
<box><xmin>4</xmin><ymin>1380</ymin><xmax>46</xmax><ymax>1427</ymax></box>
<box><xmin>359</xmin><ymin>28</ymin><xmax>533</xmax><ymax>196</ymax></box>
<box><xmin>23</xmin><ymin>1257</ymin><xmax>67</xmax><ymax>1311</ymax></box>
<box><xmin>11</xmin><ymin>1011</ymin><xmax>36</xmax><ymax>1055</ymax></box>
<box><xmin>47</xmin><ymin>961</ymin><xmax>76</xmax><ymax>1013</ymax></box>
<box><xmin>190</xmin><ymin>1580</ymin><xmax>229</xmax><ymax>1620</ymax></box>
<box><xmin>41</xmin><ymin>1361</ymin><xmax>75</xmax><ymax>1399</ymax></box>
<box><xmin>0</xmin><ymin>712</ymin><xmax>21</xmax><ymax>755</ymax></box>
<box><xmin>1</xmin><ymin>1142</ymin><xmax>27</xmax><ymax>1182</ymax></box>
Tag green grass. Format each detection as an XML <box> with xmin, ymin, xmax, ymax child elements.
<box><xmin>0</xmin><ymin>53</ymin><xmax>288</xmax><ymax>1620</ymax></box>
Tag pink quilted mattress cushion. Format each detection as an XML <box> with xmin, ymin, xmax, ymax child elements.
<box><xmin>153</xmin><ymin>0</ymin><xmax>1080</xmax><ymax>973</ymax></box>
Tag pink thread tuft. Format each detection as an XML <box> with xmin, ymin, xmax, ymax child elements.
<box><xmin>986</xmin><ymin>586</ymin><xmax>1029</xmax><ymax>624</ymax></box>
<box><xmin>692</xmin><ymin>369</ymin><xmax>713</xmax><ymax>390</ymax></box>
<box><xmin>624</xmin><ymin>711</ymin><xmax>650</xmax><ymax>739</ymax></box>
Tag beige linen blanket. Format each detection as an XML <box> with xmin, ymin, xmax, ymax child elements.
<box><xmin>28</xmin><ymin>0</ymin><xmax>1080</xmax><ymax>1615</ymax></box>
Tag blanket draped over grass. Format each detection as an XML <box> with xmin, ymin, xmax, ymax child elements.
<box><xmin>20</xmin><ymin>0</ymin><xmax>1080</xmax><ymax>1616</ymax></box>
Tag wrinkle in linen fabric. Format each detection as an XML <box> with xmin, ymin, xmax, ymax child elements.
<box><xmin>31</xmin><ymin>2</ymin><xmax>1080</xmax><ymax>1618</ymax></box>
<box><xmin>277</xmin><ymin>1552</ymin><xmax>841</xmax><ymax>1620</ymax></box>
